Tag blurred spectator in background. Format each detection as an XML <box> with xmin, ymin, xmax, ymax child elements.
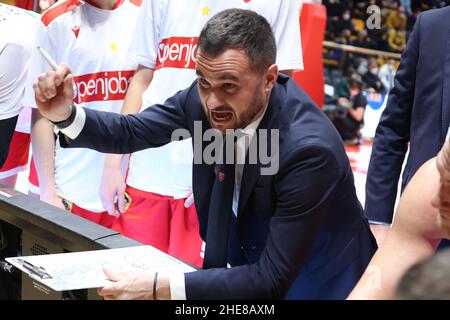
<box><xmin>351</xmin><ymin>29</ymin><xmax>377</xmax><ymax>50</ymax></box>
<box><xmin>356</xmin><ymin>57</ymin><xmax>369</xmax><ymax>78</ymax></box>
<box><xmin>367</xmin><ymin>22</ymin><xmax>389</xmax><ymax>52</ymax></box>
<box><xmin>420</xmin><ymin>0</ymin><xmax>446</xmax><ymax>11</ymax></box>
<box><xmin>352</xmin><ymin>0</ymin><xmax>370</xmax><ymax>18</ymax></box>
<box><xmin>388</xmin><ymin>24</ymin><xmax>407</xmax><ymax>52</ymax></box>
<box><xmin>363</xmin><ymin>58</ymin><xmax>383</xmax><ymax>92</ymax></box>
<box><xmin>382</xmin><ymin>0</ymin><xmax>399</xmax><ymax>11</ymax></box>
<box><xmin>407</xmin><ymin>7</ymin><xmax>421</xmax><ymax>32</ymax></box>
<box><xmin>349</xmin><ymin>30</ymin><xmax>377</xmax><ymax>73</ymax></box>
<box><xmin>386</xmin><ymin>6</ymin><xmax>408</xmax><ymax>30</ymax></box>
<box><xmin>324</xmin><ymin>29</ymin><xmax>351</xmax><ymax>62</ymax></box>
<box><xmin>400</xmin><ymin>0</ymin><xmax>412</xmax><ymax>14</ymax></box>
<box><xmin>327</xmin><ymin>76</ymin><xmax>367</xmax><ymax>144</ymax></box>
<box><xmin>335</xmin><ymin>65</ymin><xmax>356</xmax><ymax>98</ymax></box>
<box><xmin>378</xmin><ymin>58</ymin><xmax>397</xmax><ymax>94</ymax></box>
<box><xmin>324</xmin><ymin>0</ymin><xmax>348</xmax><ymax>21</ymax></box>
<box><xmin>324</xmin><ymin>0</ymin><xmax>348</xmax><ymax>40</ymax></box>
<box><xmin>332</xmin><ymin>9</ymin><xmax>354</xmax><ymax>37</ymax></box>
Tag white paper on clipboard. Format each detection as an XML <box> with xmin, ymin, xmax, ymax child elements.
<box><xmin>6</xmin><ymin>245</ymin><xmax>195</xmax><ymax>291</ymax></box>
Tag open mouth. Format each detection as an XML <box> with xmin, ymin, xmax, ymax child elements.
<box><xmin>211</xmin><ymin>110</ymin><xmax>233</xmax><ymax>123</ymax></box>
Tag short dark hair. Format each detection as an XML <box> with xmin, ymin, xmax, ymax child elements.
<box><xmin>396</xmin><ymin>248</ymin><xmax>450</xmax><ymax>299</ymax></box>
<box><xmin>197</xmin><ymin>9</ymin><xmax>277</xmax><ymax>73</ymax></box>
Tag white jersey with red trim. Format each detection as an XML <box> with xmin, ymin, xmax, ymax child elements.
<box><xmin>0</xmin><ymin>4</ymin><xmax>38</xmax><ymax>121</ymax></box>
<box><xmin>24</xmin><ymin>0</ymin><xmax>140</xmax><ymax>212</ymax></box>
<box><xmin>126</xmin><ymin>0</ymin><xmax>303</xmax><ymax>198</ymax></box>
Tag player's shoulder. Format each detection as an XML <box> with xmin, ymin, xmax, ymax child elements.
<box><xmin>0</xmin><ymin>3</ymin><xmax>24</xmax><ymax>17</ymax></box>
<box><xmin>41</xmin><ymin>0</ymin><xmax>83</xmax><ymax>27</ymax></box>
<box><xmin>0</xmin><ymin>4</ymin><xmax>39</xmax><ymax>44</ymax></box>
<box><xmin>0</xmin><ymin>3</ymin><xmax>38</xmax><ymax>24</ymax></box>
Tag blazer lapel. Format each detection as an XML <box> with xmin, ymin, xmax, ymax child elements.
<box><xmin>237</xmin><ymin>80</ymin><xmax>285</xmax><ymax>219</ymax></box>
<box><xmin>192</xmin><ymin>112</ymin><xmax>216</xmax><ymax>239</ymax></box>
<box><xmin>441</xmin><ymin>24</ymin><xmax>450</xmax><ymax>141</ymax></box>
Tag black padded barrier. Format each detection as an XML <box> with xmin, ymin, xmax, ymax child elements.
<box><xmin>0</xmin><ymin>185</ymin><xmax>141</xmax><ymax>300</ymax></box>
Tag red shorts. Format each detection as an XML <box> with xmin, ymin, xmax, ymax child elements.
<box><xmin>27</xmin><ymin>156</ymin><xmax>40</xmax><ymax>194</ymax></box>
<box><xmin>28</xmin><ymin>154</ymin><xmax>114</xmax><ymax>228</ymax></box>
<box><xmin>112</xmin><ymin>186</ymin><xmax>204</xmax><ymax>267</ymax></box>
<box><xmin>66</xmin><ymin>200</ymin><xmax>117</xmax><ymax>229</ymax></box>
<box><xmin>0</xmin><ymin>132</ymin><xmax>30</xmax><ymax>178</ymax></box>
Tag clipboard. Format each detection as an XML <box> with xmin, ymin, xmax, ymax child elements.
<box><xmin>6</xmin><ymin>245</ymin><xmax>196</xmax><ymax>291</ymax></box>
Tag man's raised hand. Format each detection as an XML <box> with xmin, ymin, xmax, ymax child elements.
<box><xmin>33</xmin><ymin>64</ymin><xmax>74</xmax><ymax>123</ymax></box>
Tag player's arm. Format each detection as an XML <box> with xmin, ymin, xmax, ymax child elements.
<box><xmin>365</xmin><ymin>13</ymin><xmax>423</xmax><ymax>246</ymax></box>
<box><xmin>100</xmin><ymin>65</ymin><xmax>154</xmax><ymax>216</ymax></box>
<box><xmin>347</xmin><ymin>106</ymin><xmax>365</xmax><ymax>123</ymax></box>
<box><xmin>348</xmin><ymin>158</ymin><xmax>444</xmax><ymax>299</ymax></box>
<box><xmin>347</xmin><ymin>95</ymin><xmax>366</xmax><ymax>123</ymax></box>
<box><xmin>271</xmin><ymin>0</ymin><xmax>303</xmax><ymax>78</ymax></box>
<box><xmin>431</xmin><ymin>139</ymin><xmax>450</xmax><ymax>235</ymax></box>
<box><xmin>31</xmin><ymin>109</ymin><xmax>64</xmax><ymax>209</ymax></box>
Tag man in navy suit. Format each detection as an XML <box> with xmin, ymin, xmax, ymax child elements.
<box><xmin>365</xmin><ymin>7</ymin><xmax>450</xmax><ymax>246</ymax></box>
<box><xmin>33</xmin><ymin>9</ymin><xmax>376</xmax><ymax>300</ymax></box>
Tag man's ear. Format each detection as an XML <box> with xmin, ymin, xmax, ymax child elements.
<box><xmin>264</xmin><ymin>64</ymin><xmax>278</xmax><ymax>92</ymax></box>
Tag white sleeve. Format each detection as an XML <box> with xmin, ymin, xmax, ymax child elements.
<box><xmin>60</xmin><ymin>104</ymin><xmax>86</xmax><ymax>140</ymax></box>
<box><xmin>0</xmin><ymin>44</ymin><xmax>27</xmax><ymax>88</ymax></box>
<box><xmin>23</xmin><ymin>21</ymin><xmax>52</xmax><ymax>109</ymax></box>
<box><xmin>271</xmin><ymin>0</ymin><xmax>304</xmax><ymax>72</ymax></box>
<box><xmin>0</xmin><ymin>42</ymin><xmax>29</xmax><ymax>119</ymax></box>
<box><xmin>169</xmin><ymin>273</ymin><xmax>187</xmax><ymax>300</ymax></box>
<box><xmin>127</xmin><ymin>0</ymin><xmax>162</xmax><ymax>69</ymax></box>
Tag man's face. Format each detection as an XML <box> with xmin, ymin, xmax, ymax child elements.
<box><xmin>196</xmin><ymin>49</ymin><xmax>277</xmax><ymax>133</ymax></box>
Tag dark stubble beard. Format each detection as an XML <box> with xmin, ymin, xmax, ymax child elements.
<box><xmin>235</xmin><ymin>85</ymin><xmax>266</xmax><ymax>130</ymax></box>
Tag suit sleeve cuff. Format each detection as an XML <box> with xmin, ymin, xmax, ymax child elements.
<box><xmin>59</xmin><ymin>104</ymin><xmax>86</xmax><ymax>140</ymax></box>
<box><xmin>368</xmin><ymin>220</ymin><xmax>391</xmax><ymax>226</ymax></box>
<box><xmin>169</xmin><ymin>272</ymin><xmax>187</xmax><ymax>300</ymax></box>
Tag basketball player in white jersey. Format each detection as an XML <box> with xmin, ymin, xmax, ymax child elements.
<box><xmin>0</xmin><ymin>4</ymin><xmax>38</xmax><ymax>174</ymax></box>
<box><xmin>25</xmin><ymin>0</ymin><xmax>140</xmax><ymax>226</ymax></box>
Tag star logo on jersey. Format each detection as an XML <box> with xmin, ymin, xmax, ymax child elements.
<box><xmin>110</xmin><ymin>43</ymin><xmax>118</xmax><ymax>52</ymax></box>
<box><xmin>218</xmin><ymin>172</ymin><xmax>225</xmax><ymax>182</ymax></box>
<box><xmin>202</xmin><ymin>6</ymin><xmax>210</xmax><ymax>16</ymax></box>
<box><xmin>71</xmin><ymin>25</ymin><xmax>80</xmax><ymax>38</ymax></box>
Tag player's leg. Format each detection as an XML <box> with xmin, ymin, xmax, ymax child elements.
<box><xmin>0</xmin><ymin>131</ymin><xmax>30</xmax><ymax>188</ymax></box>
<box><xmin>0</xmin><ymin>116</ymin><xmax>18</xmax><ymax>169</ymax></box>
<box><xmin>168</xmin><ymin>198</ymin><xmax>203</xmax><ymax>267</ymax></box>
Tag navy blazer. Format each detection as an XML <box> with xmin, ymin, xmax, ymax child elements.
<box><xmin>62</xmin><ymin>75</ymin><xmax>376</xmax><ymax>299</ymax></box>
<box><xmin>365</xmin><ymin>7</ymin><xmax>450</xmax><ymax>223</ymax></box>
